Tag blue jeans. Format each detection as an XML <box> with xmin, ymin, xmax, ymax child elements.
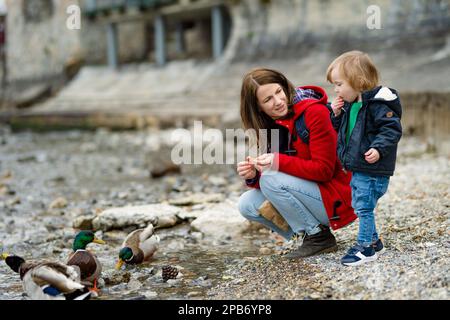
<box><xmin>238</xmin><ymin>171</ymin><xmax>329</xmax><ymax>240</ymax></box>
<box><xmin>351</xmin><ymin>171</ymin><xmax>390</xmax><ymax>247</ymax></box>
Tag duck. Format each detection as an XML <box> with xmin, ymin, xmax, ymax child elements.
<box><xmin>115</xmin><ymin>224</ymin><xmax>160</xmax><ymax>270</ymax></box>
<box><xmin>1</xmin><ymin>253</ymin><xmax>91</xmax><ymax>300</ymax></box>
<box><xmin>66</xmin><ymin>230</ymin><xmax>105</xmax><ymax>292</ymax></box>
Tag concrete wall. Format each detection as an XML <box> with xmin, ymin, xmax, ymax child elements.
<box><xmin>80</xmin><ymin>19</ymin><xmax>148</xmax><ymax>64</ymax></box>
<box><xmin>5</xmin><ymin>0</ymin><xmax>449</xmax><ymax>82</ymax></box>
<box><xmin>4</xmin><ymin>0</ymin><xmax>83</xmax><ymax>83</ymax></box>
<box><xmin>400</xmin><ymin>91</ymin><xmax>450</xmax><ymax>155</ymax></box>
<box><xmin>224</xmin><ymin>0</ymin><xmax>450</xmax><ymax>61</ymax></box>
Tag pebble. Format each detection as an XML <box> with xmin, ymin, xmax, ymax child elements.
<box><xmin>0</xmin><ymin>132</ymin><xmax>447</xmax><ymax>301</ymax></box>
<box><xmin>72</xmin><ymin>214</ymin><xmax>96</xmax><ymax>230</ymax></box>
<box><xmin>143</xmin><ymin>291</ymin><xmax>158</xmax><ymax>299</ymax></box>
<box><xmin>127</xmin><ymin>279</ymin><xmax>142</xmax><ymax>291</ymax></box>
<box><xmin>49</xmin><ymin>197</ymin><xmax>68</xmax><ymax>209</ymax></box>
<box><xmin>187</xmin><ymin>291</ymin><xmax>201</xmax><ymax>297</ymax></box>
<box><xmin>259</xmin><ymin>247</ymin><xmax>272</xmax><ymax>255</ymax></box>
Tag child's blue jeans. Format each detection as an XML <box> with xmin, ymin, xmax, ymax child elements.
<box><xmin>351</xmin><ymin>171</ymin><xmax>390</xmax><ymax>247</ymax></box>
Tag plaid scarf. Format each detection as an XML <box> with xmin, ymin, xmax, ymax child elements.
<box><xmin>292</xmin><ymin>88</ymin><xmax>322</xmax><ymax>105</ymax></box>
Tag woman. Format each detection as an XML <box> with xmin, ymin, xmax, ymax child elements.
<box><xmin>237</xmin><ymin>68</ymin><xmax>356</xmax><ymax>258</ymax></box>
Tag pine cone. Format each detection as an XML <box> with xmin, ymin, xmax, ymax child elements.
<box><xmin>162</xmin><ymin>265</ymin><xmax>178</xmax><ymax>281</ymax></box>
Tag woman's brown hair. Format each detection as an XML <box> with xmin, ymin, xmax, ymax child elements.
<box><xmin>240</xmin><ymin>68</ymin><xmax>296</xmax><ymax>144</ymax></box>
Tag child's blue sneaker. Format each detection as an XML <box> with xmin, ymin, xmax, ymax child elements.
<box><xmin>341</xmin><ymin>244</ymin><xmax>378</xmax><ymax>266</ymax></box>
<box><xmin>372</xmin><ymin>239</ymin><xmax>385</xmax><ymax>255</ymax></box>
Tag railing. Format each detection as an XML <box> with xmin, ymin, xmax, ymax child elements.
<box><xmin>82</xmin><ymin>0</ymin><xmax>178</xmax><ymax>17</ymax></box>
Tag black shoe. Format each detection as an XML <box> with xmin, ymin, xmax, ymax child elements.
<box><xmin>284</xmin><ymin>225</ymin><xmax>338</xmax><ymax>259</ymax></box>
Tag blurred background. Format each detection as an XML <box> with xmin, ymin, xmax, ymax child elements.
<box><xmin>0</xmin><ymin>0</ymin><xmax>448</xmax><ymax>153</ymax></box>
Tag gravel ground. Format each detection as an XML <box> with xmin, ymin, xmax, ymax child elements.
<box><xmin>0</xmin><ymin>126</ymin><xmax>448</xmax><ymax>300</ymax></box>
<box><xmin>207</xmin><ymin>137</ymin><xmax>450</xmax><ymax>300</ymax></box>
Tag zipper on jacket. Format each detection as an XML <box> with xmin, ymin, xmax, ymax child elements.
<box><xmin>340</xmin><ymin>105</ymin><xmax>350</xmax><ymax>169</ymax></box>
<box><xmin>276</xmin><ymin>121</ymin><xmax>297</xmax><ymax>156</ymax></box>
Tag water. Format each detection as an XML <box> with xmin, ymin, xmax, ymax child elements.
<box><xmin>0</xmin><ymin>127</ymin><xmax>269</xmax><ymax>300</ymax></box>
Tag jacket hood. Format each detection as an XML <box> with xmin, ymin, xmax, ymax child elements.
<box><xmin>291</xmin><ymin>85</ymin><xmax>328</xmax><ymax>118</ymax></box>
<box><xmin>363</xmin><ymin>86</ymin><xmax>402</xmax><ymax>118</ymax></box>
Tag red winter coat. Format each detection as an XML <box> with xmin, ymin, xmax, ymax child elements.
<box><xmin>249</xmin><ymin>86</ymin><xmax>356</xmax><ymax>230</ymax></box>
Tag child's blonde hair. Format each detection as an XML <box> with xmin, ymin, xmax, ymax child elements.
<box><xmin>326</xmin><ymin>50</ymin><xmax>379</xmax><ymax>92</ymax></box>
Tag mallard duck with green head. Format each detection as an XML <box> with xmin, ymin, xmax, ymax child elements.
<box><xmin>115</xmin><ymin>224</ymin><xmax>160</xmax><ymax>270</ymax></box>
<box><xmin>1</xmin><ymin>253</ymin><xmax>91</xmax><ymax>300</ymax></box>
<box><xmin>66</xmin><ymin>230</ymin><xmax>105</xmax><ymax>292</ymax></box>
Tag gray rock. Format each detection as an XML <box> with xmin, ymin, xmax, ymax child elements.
<box><xmin>191</xmin><ymin>276</ymin><xmax>212</xmax><ymax>288</ymax></box>
<box><xmin>143</xmin><ymin>291</ymin><xmax>158</xmax><ymax>299</ymax></box>
<box><xmin>259</xmin><ymin>247</ymin><xmax>272</xmax><ymax>255</ymax></box>
<box><xmin>72</xmin><ymin>214</ymin><xmax>96</xmax><ymax>230</ymax></box>
<box><xmin>103</xmin><ymin>270</ymin><xmax>132</xmax><ymax>285</ymax></box>
<box><xmin>127</xmin><ymin>279</ymin><xmax>143</xmax><ymax>291</ymax></box>
<box><xmin>169</xmin><ymin>193</ymin><xmax>224</xmax><ymax>206</ymax></box>
<box><xmin>187</xmin><ymin>291</ymin><xmax>201</xmax><ymax>297</ymax></box>
<box><xmin>91</xmin><ymin>204</ymin><xmax>185</xmax><ymax>231</ymax></box>
<box><xmin>208</xmin><ymin>175</ymin><xmax>227</xmax><ymax>187</ymax></box>
<box><xmin>49</xmin><ymin>197</ymin><xmax>68</xmax><ymax>209</ymax></box>
<box><xmin>166</xmin><ymin>278</ymin><xmax>182</xmax><ymax>286</ymax></box>
<box><xmin>190</xmin><ymin>201</ymin><xmax>250</xmax><ymax>240</ymax></box>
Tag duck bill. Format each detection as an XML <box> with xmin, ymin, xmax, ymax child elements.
<box><xmin>93</xmin><ymin>238</ymin><xmax>105</xmax><ymax>245</ymax></box>
<box><xmin>1</xmin><ymin>253</ymin><xmax>9</xmax><ymax>260</ymax></box>
<box><xmin>115</xmin><ymin>259</ymin><xmax>124</xmax><ymax>270</ymax></box>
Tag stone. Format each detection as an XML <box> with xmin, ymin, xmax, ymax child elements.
<box><xmin>190</xmin><ymin>232</ymin><xmax>203</xmax><ymax>241</ymax></box>
<box><xmin>127</xmin><ymin>279</ymin><xmax>142</xmax><ymax>291</ymax></box>
<box><xmin>259</xmin><ymin>247</ymin><xmax>272</xmax><ymax>255</ymax></box>
<box><xmin>80</xmin><ymin>142</ymin><xmax>97</xmax><ymax>153</ymax></box>
<box><xmin>190</xmin><ymin>201</ymin><xmax>250</xmax><ymax>240</ymax></box>
<box><xmin>169</xmin><ymin>193</ymin><xmax>224</xmax><ymax>206</ymax></box>
<box><xmin>6</xmin><ymin>197</ymin><xmax>21</xmax><ymax>206</ymax></box>
<box><xmin>72</xmin><ymin>214</ymin><xmax>96</xmax><ymax>230</ymax></box>
<box><xmin>208</xmin><ymin>175</ymin><xmax>227</xmax><ymax>186</ymax></box>
<box><xmin>191</xmin><ymin>276</ymin><xmax>212</xmax><ymax>288</ymax></box>
<box><xmin>143</xmin><ymin>291</ymin><xmax>158</xmax><ymax>299</ymax></box>
<box><xmin>92</xmin><ymin>204</ymin><xmax>185</xmax><ymax>231</ymax></box>
<box><xmin>103</xmin><ymin>270</ymin><xmax>131</xmax><ymax>286</ymax></box>
<box><xmin>150</xmin><ymin>162</ymin><xmax>181</xmax><ymax>178</ymax></box>
<box><xmin>187</xmin><ymin>291</ymin><xmax>201</xmax><ymax>297</ymax></box>
<box><xmin>49</xmin><ymin>197</ymin><xmax>68</xmax><ymax>209</ymax></box>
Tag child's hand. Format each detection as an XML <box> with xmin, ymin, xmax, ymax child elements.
<box><xmin>255</xmin><ymin>153</ymin><xmax>274</xmax><ymax>172</ymax></box>
<box><xmin>365</xmin><ymin>148</ymin><xmax>380</xmax><ymax>164</ymax></box>
<box><xmin>237</xmin><ymin>156</ymin><xmax>257</xmax><ymax>180</ymax></box>
<box><xmin>331</xmin><ymin>96</ymin><xmax>344</xmax><ymax>116</ymax></box>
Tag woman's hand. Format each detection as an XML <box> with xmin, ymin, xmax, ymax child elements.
<box><xmin>365</xmin><ymin>148</ymin><xmax>380</xmax><ymax>164</ymax></box>
<box><xmin>237</xmin><ymin>156</ymin><xmax>257</xmax><ymax>180</ymax></box>
<box><xmin>255</xmin><ymin>153</ymin><xmax>275</xmax><ymax>172</ymax></box>
<box><xmin>331</xmin><ymin>96</ymin><xmax>344</xmax><ymax>116</ymax></box>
